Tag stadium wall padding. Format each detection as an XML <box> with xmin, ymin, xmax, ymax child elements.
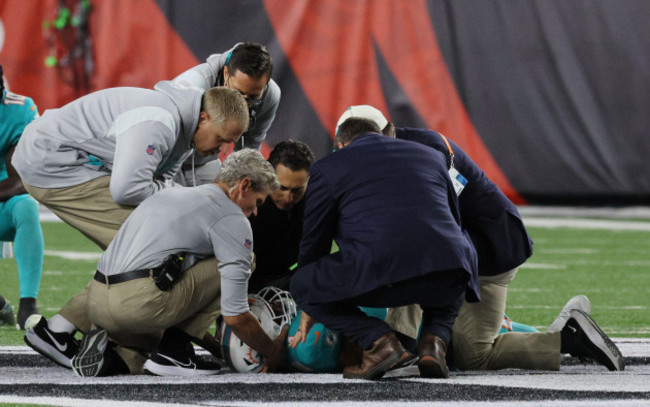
<box><xmin>1</xmin><ymin>0</ymin><xmax>648</xmax><ymax>204</ymax></box>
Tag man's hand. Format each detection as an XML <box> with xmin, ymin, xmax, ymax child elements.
<box><xmin>261</xmin><ymin>325</ymin><xmax>289</xmax><ymax>373</ymax></box>
<box><xmin>288</xmin><ymin>311</ymin><xmax>316</xmax><ymax>349</ymax></box>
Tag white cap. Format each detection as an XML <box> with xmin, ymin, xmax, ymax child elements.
<box><xmin>335</xmin><ymin>105</ymin><xmax>388</xmax><ymax>134</ymax></box>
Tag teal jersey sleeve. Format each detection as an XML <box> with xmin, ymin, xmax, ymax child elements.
<box><xmin>0</xmin><ymin>90</ymin><xmax>39</xmax><ymax>179</ymax></box>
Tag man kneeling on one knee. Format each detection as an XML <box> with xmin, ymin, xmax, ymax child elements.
<box><xmin>289</xmin><ymin>118</ymin><xmax>480</xmax><ymax>380</ymax></box>
<box><xmin>70</xmin><ymin>149</ymin><xmax>284</xmax><ymax>376</ymax></box>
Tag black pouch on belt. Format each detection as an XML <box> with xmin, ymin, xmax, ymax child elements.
<box><xmin>154</xmin><ymin>253</ymin><xmax>185</xmax><ymax>291</ymax></box>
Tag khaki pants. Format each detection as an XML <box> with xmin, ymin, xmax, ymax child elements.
<box><xmin>385</xmin><ymin>268</ymin><xmax>561</xmax><ymax>370</ymax></box>
<box><xmin>87</xmin><ymin>258</ymin><xmax>221</xmax><ymax>374</ymax></box>
<box><xmin>26</xmin><ymin>176</ymin><xmax>136</xmax><ymax>331</ymax></box>
<box><xmin>24</xmin><ymin>176</ymin><xmax>134</xmax><ymax>250</ymax></box>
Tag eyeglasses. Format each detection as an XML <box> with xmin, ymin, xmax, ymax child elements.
<box><xmin>225</xmin><ymin>75</ymin><xmax>265</xmax><ymax>109</ymax></box>
<box><xmin>243</xmin><ymin>95</ymin><xmax>264</xmax><ymax>108</ymax></box>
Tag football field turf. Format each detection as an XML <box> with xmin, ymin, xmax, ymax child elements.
<box><xmin>0</xmin><ymin>214</ymin><xmax>649</xmax><ymax>406</ymax></box>
<box><xmin>1</xmin><ymin>214</ymin><xmax>648</xmax><ymax>345</ymax></box>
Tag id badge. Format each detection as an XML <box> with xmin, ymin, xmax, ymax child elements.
<box><xmin>449</xmin><ymin>167</ymin><xmax>468</xmax><ymax>196</ymax></box>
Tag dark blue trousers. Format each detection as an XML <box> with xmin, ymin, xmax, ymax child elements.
<box><xmin>292</xmin><ymin>269</ymin><xmax>468</xmax><ymax>350</ymax></box>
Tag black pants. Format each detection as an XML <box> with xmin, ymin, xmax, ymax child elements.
<box><xmin>292</xmin><ymin>269</ymin><xmax>468</xmax><ymax>350</ymax></box>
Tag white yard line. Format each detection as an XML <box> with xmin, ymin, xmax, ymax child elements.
<box><xmin>523</xmin><ymin>217</ymin><xmax>650</xmax><ymax>231</ymax></box>
<box><xmin>0</xmin><ymin>396</ymin><xmax>194</xmax><ymax>407</ymax></box>
<box><xmin>44</xmin><ymin>250</ymin><xmax>102</xmax><ymax>260</ymax></box>
<box><xmin>518</xmin><ymin>263</ymin><xmax>567</xmax><ymax>269</ymax></box>
<box><xmin>1</xmin><ymin>399</ymin><xmax>649</xmax><ymax>407</ymax></box>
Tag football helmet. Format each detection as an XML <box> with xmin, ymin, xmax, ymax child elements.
<box><xmin>220</xmin><ymin>287</ymin><xmax>297</xmax><ymax>372</ymax></box>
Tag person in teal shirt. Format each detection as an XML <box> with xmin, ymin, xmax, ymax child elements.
<box><xmin>0</xmin><ymin>65</ymin><xmax>44</xmax><ymax>329</ymax></box>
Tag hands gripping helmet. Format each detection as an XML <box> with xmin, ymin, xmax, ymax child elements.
<box><xmin>220</xmin><ymin>286</ymin><xmax>297</xmax><ymax>372</ymax></box>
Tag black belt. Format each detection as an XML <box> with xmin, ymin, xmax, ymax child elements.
<box><xmin>94</xmin><ymin>269</ymin><xmax>160</xmax><ymax>285</ymax></box>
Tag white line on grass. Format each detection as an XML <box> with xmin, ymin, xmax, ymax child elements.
<box><xmin>44</xmin><ymin>250</ymin><xmax>102</xmax><ymax>260</ymax></box>
<box><xmin>508</xmin><ymin>305</ymin><xmax>647</xmax><ymax>310</ymax></box>
<box><xmin>2</xmin><ymin>394</ymin><xmax>650</xmax><ymax>407</ymax></box>
<box><xmin>524</xmin><ymin>217</ymin><xmax>650</xmax><ymax>231</ymax></box>
<box><xmin>518</xmin><ymin>263</ymin><xmax>567</xmax><ymax>269</ymax></box>
<box><xmin>541</xmin><ymin>248</ymin><xmax>597</xmax><ymax>254</ymax></box>
<box><xmin>0</xmin><ymin>396</ymin><xmax>193</xmax><ymax>407</ymax></box>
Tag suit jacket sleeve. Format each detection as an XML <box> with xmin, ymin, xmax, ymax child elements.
<box><xmin>298</xmin><ymin>165</ymin><xmax>337</xmax><ymax>266</ymax></box>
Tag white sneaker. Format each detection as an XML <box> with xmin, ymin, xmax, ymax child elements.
<box><xmin>547</xmin><ymin>294</ymin><xmax>591</xmax><ymax>332</ymax></box>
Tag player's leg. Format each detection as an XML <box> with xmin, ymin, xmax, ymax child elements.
<box><xmin>0</xmin><ymin>200</ymin><xmax>19</xmax><ymax>326</ymax></box>
<box><xmin>8</xmin><ymin>195</ymin><xmax>44</xmax><ymax>328</ymax></box>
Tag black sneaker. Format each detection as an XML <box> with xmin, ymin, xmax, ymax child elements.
<box><xmin>72</xmin><ymin>329</ymin><xmax>109</xmax><ymax>377</ymax></box>
<box><xmin>564</xmin><ymin>309</ymin><xmax>625</xmax><ymax>371</ymax></box>
<box><xmin>0</xmin><ymin>302</ymin><xmax>16</xmax><ymax>327</ymax></box>
<box><xmin>17</xmin><ymin>297</ymin><xmax>39</xmax><ymax>330</ymax></box>
<box><xmin>24</xmin><ymin>316</ymin><xmax>79</xmax><ymax>368</ymax></box>
<box><xmin>143</xmin><ymin>347</ymin><xmax>221</xmax><ymax>376</ymax></box>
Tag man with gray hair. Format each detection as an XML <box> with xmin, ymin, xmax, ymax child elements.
<box><xmin>57</xmin><ymin>149</ymin><xmax>283</xmax><ymax>377</ymax></box>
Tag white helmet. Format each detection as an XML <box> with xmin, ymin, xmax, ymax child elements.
<box><xmin>220</xmin><ymin>287</ymin><xmax>297</xmax><ymax>373</ymax></box>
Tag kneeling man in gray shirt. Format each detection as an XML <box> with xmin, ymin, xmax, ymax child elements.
<box><xmin>75</xmin><ymin>149</ymin><xmax>281</xmax><ymax>376</ymax></box>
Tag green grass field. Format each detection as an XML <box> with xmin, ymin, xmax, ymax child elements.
<box><xmin>1</xmin><ymin>220</ymin><xmax>648</xmax><ymax>346</ymax></box>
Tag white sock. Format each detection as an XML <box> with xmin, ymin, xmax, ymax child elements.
<box><xmin>47</xmin><ymin>314</ymin><xmax>76</xmax><ymax>334</ymax></box>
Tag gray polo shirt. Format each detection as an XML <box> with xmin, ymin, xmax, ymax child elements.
<box><xmin>97</xmin><ymin>183</ymin><xmax>253</xmax><ymax>316</ymax></box>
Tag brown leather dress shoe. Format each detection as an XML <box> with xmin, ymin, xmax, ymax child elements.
<box><xmin>417</xmin><ymin>333</ymin><xmax>449</xmax><ymax>378</ymax></box>
<box><xmin>343</xmin><ymin>332</ymin><xmax>412</xmax><ymax>380</ymax></box>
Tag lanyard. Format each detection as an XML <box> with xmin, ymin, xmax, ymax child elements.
<box><xmin>438</xmin><ymin>133</ymin><xmax>455</xmax><ymax>169</ymax></box>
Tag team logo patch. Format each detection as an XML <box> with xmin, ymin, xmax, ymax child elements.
<box><xmin>146</xmin><ymin>145</ymin><xmax>156</xmax><ymax>155</ymax></box>
<box><xmin>244</xmin><ymin>239</ymin><xmax>252</xmax><ymax>249</ymax></box>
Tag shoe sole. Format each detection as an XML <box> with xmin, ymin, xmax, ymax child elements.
<box><xmin>71</xmin><ymin>330</ymin><xmax>108</xmax><ymax>377</ymax></box>
<box><xmin>143</xmin><ymin>359</ymin><xmax>220</xmax><ymax>376</ymax></box>
<box><xmin>547</xmin><ymin>295</ymin><xmax>591</xmax><ymax>333</ymax></box>
<box><xmin>571</xmin><ymin>309</ymin><xmax>625</xmax><ymax>371</ymax></box>
<box><xmin>417</xmin><ymin>354</ymin><xmax>450</xmax><ymax>378</ymax></box>
<box><xmin>24</xmin><ymin>329</ymin><xmax>73</xmax><ymax>368</ymax></box>
<box><xmin>390</xmin><ymin>352</ymin><xmax>418</xmax><ymax>370</ymax></box>
<box><xmin>343</xmin><ymin>350</ymin><xmax>406</xmax><ymax>380</ymax></box>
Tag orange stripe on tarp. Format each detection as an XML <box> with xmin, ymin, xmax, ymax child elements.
<box><xmin>263</xmin><ymin>0</ymin><xmax>390</xmax><ymax>130</ymax></box>
<box><xmin>264</xmin><ymin>0</ymin><xmax>525</xmax><ymax>204</ymax></box>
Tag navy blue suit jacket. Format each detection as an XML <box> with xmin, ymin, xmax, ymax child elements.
<box><xmin>396</xmin><ymin>127</ymin><xmax>533</xmax><ymax>275</ymax></box>
<box><xmin>295</xmin><ymin>133</ymin><xmax>479</xmax><ymax>304</ymax></box>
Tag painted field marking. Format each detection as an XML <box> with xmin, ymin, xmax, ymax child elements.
<box><xmin>2</xmin><ymin>398</ymin><xmax>650</xmax><ymax>407</ymax></box>
<box><xmin>44</xmin><ymin>250</ymin><xmax>102</xmax><ymax>261</ymax></box>
<box><xmin>518</xmin><ymin>263</ymin><xmax>566</xmax><ymax>269</ymax></box>
<box><xmin>541</xmin><ymin>248</ymin><xmax>597</xmax><ymax>254</ymax></box>
<box><xmin>508</xmin><ymin>304</ymin><xmax>647</xmax><ymax>310</ymax></box>
<box><xmin>524</xmin><ymin>217</ymin><xmax>650</xmax><ymax>231</ymax></box>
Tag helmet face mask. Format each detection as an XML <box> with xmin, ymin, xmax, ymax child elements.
<box><xmin>220</xmin><ymin>287</ymin><xmax>297</xmax><ymax>373</ymax></box>
<box><xmin>257</xmin><ymin>286</ymin><xmax>297</xmax><ymax>327</ymax></box>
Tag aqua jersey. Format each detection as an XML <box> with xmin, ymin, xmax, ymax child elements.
<box><xmin>287</xmin><ymin>311</ymin><xmax>539</xmax><ymax>373</ymax></box>
<box><xmin>0</xmin><ymin>90</ymin><xmax>39</xmax><ymax>180</ymax></box>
